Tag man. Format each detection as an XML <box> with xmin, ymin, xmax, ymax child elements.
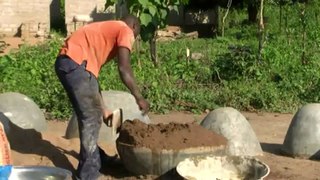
<box><xmin>54</xmin><ymin>14</ymin><xmax>150</xmax><ymax>180</ymax></box>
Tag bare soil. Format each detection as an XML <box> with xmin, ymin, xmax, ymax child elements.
<box><xmin>9</xmin><ymin>111</ymin><xmax>320</xmax><ymax>180</ymax></box>
<box><xmin>0</xmin><ymin>37</ymin><xmax>42</xmax><ymax>55</ymax></box>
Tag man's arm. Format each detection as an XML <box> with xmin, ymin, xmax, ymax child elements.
<box><xmin>117</xmin><ymin>47</ymin><xmax>149</xmax><ymax>114</ymax></box>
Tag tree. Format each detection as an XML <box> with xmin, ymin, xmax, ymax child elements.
<box><xmin>106</xmin><ymin>0</ymin><xmax>189</xmax><ymax>65</ymax></box>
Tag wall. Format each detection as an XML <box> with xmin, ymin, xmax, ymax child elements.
<box><xmin>64</xmin><ymin>0</ymin><xmax>217</xmax><ymax>35</ymax></box>
<box><xmin>0</xmin><ymin>0</ymin><xmax>51</xmax><ymax>38</ymax></box>
<box><xmin>0</xmin><ymin>0</ymin><xmax>219</xmax><ymax>38</ymax></box>
<box><xmin>64</xmin><ymin>0</ymin><xmax>118</xmax><ymax>35</ymax></box>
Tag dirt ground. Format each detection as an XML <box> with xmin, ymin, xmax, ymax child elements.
<box><xmin>0</xmin><ymin>37</ymin><xmax>43</xmax><ymax>55</ymax></box>
<box><xmin>9</xmin><ymin>111</ymin><xmax>320</xmax><ymax>180</ymax></box>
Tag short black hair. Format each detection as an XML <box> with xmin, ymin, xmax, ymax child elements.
<box><xmin>121</xmin><ymin>14</ymin><xmax>140</xmax><ymax>26</ymax></box>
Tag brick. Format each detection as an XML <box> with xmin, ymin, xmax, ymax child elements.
<box><xmin>2</xmin><ymin>10</ymin><xmax>15</xmax><ymax>16</ymax></box>
<box><xmin>0</xmin><ymin>24</ymin><xmax>9</xmax><ymax>28</ymax></box>
<box><xmin>3</xmin><ymin>28</ymin><xmax>13</xmax><ymax>32</ymax></box>
<box><xmin>8</xmin><ymin>24</ymin><xmax>17</xmax><ymax>28</ymax></box>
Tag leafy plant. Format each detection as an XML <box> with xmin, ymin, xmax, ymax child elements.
<box><xmin>105</xmin><ymin>0</ymin><xmax>190</xmax><ymax>65</ymax></box>
<box><xmin>106</xmin><ymin>0</ymin><xmax>189</xmax><ymax>40</ymax></box>
<box><xmin>0</xmin><ymin>37</ymin><xmax>70</xmax><ymax>118</ymax></box>
<box><xmin>1</xmin><ymin>2</ymin><xmax>320</xmax><ymax>119</ymax></box>
<box><xmin>213</xmin><ymin>45</ymin><xmax>261</xmax><ymax>82</ymax></box>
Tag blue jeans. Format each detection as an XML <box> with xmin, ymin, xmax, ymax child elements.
<box><xmin>55</xmin><ymin>55</ymin><xmax>102</xmax><ymax>180</ymax></box>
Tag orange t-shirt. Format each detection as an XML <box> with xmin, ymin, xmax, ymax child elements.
<box><xmin>59</xmin><ymin>20</ymin><xmax>135</xmax><ymax>78</ymax></box>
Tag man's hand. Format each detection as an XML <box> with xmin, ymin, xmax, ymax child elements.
<box><xmin>103</xmin><ymin>109</ymin><xmax>113</xmax><ymax>126</ymax></box>
<box><xmin>136</xmin><ymin>98</ymin><xmax>150</xmax><ymax>115</ymax></box>
<box><xmin>103</xmin><ymin>109</ymin><xmax>112</xmax><ymax>119</ymax></box>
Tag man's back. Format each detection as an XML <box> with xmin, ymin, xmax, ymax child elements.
<box><xmin>59</xmin><ymin>20</ymin><xmax>135</xmax><ymax>77</ymax></box>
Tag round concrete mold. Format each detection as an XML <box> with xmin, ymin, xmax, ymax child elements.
<box><xmin>177</xmin><ymin>155</ymin><xmax>270</xmax><ymax>180</ymax></box>
<box><xmin>65</xmin><ymin>90</ymin><xmax>150</xmax><ymax>143</ymax></box>
<box><xmin>282</xmin><ymin>103</ymin><xmax>320</xmax><ymax>159</ymax></box>
<box><xmin>0</xmin><ymin>92</ymin><xmax>47</xmax><ymax>133</ymax></box>
<box><xmin>116</xmin><ymin>142</ymin><xmax>226</xmax><ymax>176</ymax></box>
<box><xmin>200</xmin><ymin>107</ymin><xmax>263</xmax><ymax>156</ymax></box>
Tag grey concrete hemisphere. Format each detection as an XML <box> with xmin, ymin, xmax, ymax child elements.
<box><xmin>200</xmin><ymin>107</ymin><xmax>263</xmax><ymax>156</ymax></box>
<box><xmin>282</xmin><ymin>103</ymin><xmax>320</xmax><ymax>159</ymax></box>
<box><xmin>0</xmin><ymin>92</ymin><xmax>47</xmax><ymax>134</ymax></box>
<box><xmin>65</xmin><ymin>90</ymin><xmax>151</xmax><ymax>144</ymax></box>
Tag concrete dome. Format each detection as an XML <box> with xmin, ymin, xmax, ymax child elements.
<box><xmin>282</xmin><ymin>103</ymin><xmax>320</xmax><ymax>159</ymax></box>
<box><xmin>65</xmin><ymin>90</ymin><xmax>150</xmax><ymax>144</ymax></box>
<box><xmin>200</xmin><ymin>107</ymin><xmax>263</xmax><ymax>156</ymax></box>
<box><xmin>0</xmin><ymin>92</ymin><xmax>47</xmax><ymax>133</ymax></box>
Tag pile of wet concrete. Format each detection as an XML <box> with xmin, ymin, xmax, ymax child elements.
<box><xmin>117</xmin><ymin>119</ymin><xmax>227</xmax><ymax>150</ymax></box>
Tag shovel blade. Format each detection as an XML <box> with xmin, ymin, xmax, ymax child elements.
<box><xmin>111</xmin><ymin>108</ymin><xmax>123</xmax><ymax>136</ymax></box>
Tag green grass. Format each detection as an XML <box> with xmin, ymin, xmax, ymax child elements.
<box><xmin>1</xmin><ymin>2</ymin><xmax>320</xmax><ymax>118</ymax></box>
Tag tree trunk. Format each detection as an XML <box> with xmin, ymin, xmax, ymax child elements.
<box><xmin>222</xmin><ymin>0</ymin><xmax>232</xmax><ymax>37</ymax></box>
<box><xmin>149</xmin><ymin>37</ymin><xmax>158</xmax><ymax>66</ymax></box>
<box><xmin>258</xmin><ymin>0</ymin><xmax>265</xmax><ymax>62</ymax></box>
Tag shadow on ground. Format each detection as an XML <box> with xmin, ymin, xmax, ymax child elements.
<box><xmin>261</xmin><ymin>142</ymin><xmax>320</xmax><ymax>162</ymax></box>
<box><xmin>99</xmin><ymin>161</ymin><xmax>134</xmax><ymax>179</ymax></box>
<box><xmin>99</xmin><ymin>163</ymin><xmax>184</xmax><ymax>180</ymax></box>
<box><xmin>260</xmin><ymin>142</ymin><xmax>284</xmax><ymax>156</ymax></box>
<box><xmin>0</xmin><ymin>112</ymin><xmax>75</xmax><ymax>173</ymax></box>
<box><xmin>310</xmin><ymin>150</ymin><xmax>320</xmax><ymax>160</ymax></box>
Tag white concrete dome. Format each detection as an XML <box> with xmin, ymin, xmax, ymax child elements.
<box><xmin>200</xmin><ymin>107</ymin><xmax>263</xmax><ymax>156</ymax></box>
<box><xmin>0</xmin><ymin>92</ymin><xmax>47</xmax><ymax>133</ymax></box>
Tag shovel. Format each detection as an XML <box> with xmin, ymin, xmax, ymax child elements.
<box><xmin>104</xmin><ymin>108</ymin><xmax>123</xmax><ymax>136</ymax></box>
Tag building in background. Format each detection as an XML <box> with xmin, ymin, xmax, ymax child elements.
<box><xmin>0</xmin><ymin>0</ymin><xmax>53</xmax><ymax>38</ymax></box>
<box><xmin>0</xmin><ymin>0</ymin><xmax>222</xmax><ymax>38</ymax></box>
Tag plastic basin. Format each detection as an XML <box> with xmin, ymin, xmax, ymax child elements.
<box><xmin>8</xmin><ymin>166</ymin><xmax>72</xmax><ymax>180</ymax></box>
<box><xmin>176</xmin><ymin>155</ymin><xmax>270</xmax><ymax>180</ymax></box>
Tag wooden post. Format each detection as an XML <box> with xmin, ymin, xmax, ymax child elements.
<box><xmin>258</xmin><ymin>0</ymin><xmax>265</xmax><ymax>62</ymax></box>
<box><xmin>150</xmin><ymin>34</ymin><xmax>158</xmax><ymax>66</ymax></box>
<box><xmin>222</xmin><ymin>0</ymin><xmax>232</xmax><ymax>37</ymax></box>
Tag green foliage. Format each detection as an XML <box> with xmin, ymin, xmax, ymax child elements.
<box><xmin>1</xmin><ymin>2</ymin><xmax>320</xmax><ymax>119</ymax></box>
<box><xmin>98</xmin><ymin>38</ymin><xmax>220</xmax><ymax>113</ymax></box>
<box><xmin>51</xmin><ymin>0</ymin><xmax>66</xmax><ymax>34</ymax></box>
<box><xmin>0</xmin><ymin>37</ymin><xmax>70</xmax><ymax>118</ymax></box>
<box><xmin>60</xmin><ymin>0</ymin><xmax>65</xmax><ymax>16</ymax></box>
<box><xmin>106</xmin><ymin>0</ymin><xmax>189</xmax><ymax>41</ymax></box>
<box><xmin>213</xmin><ymin>45</ymin><xmax>261</xmax><ymax>81</ymax></box>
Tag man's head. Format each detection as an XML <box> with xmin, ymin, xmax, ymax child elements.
<box><xmin>121</xmin><ymin>14</ymin><xmax>140</xmax><ymax>38</ymax></box>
